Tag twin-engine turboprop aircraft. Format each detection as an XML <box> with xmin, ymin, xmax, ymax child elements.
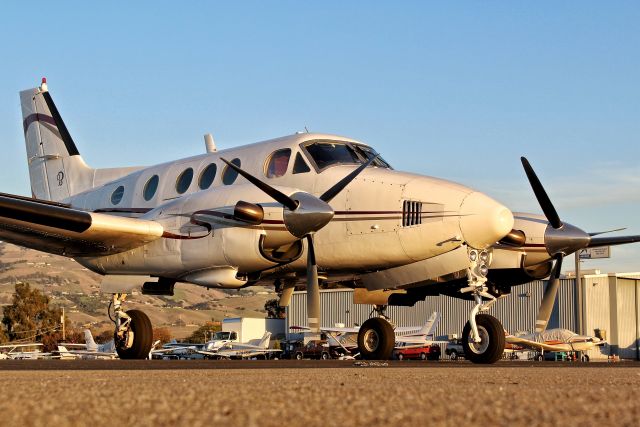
<box><xmin>4</xmin><ymin>79</ymin><xmax>638</xmax><ymax>363</ymax></box>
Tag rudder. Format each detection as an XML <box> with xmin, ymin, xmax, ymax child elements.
<box><xmin>20</xmin><ymin>78</ymin><xmax>93</xmax><ymax>202</ymax></box>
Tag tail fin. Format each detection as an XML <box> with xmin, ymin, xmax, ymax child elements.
<box><xmin>259</xmin><ymin>332</ymin><xmax>271</xmax><ymax>349</ymax></box>
<box><xmin>83</xmin><ymin>329</ymin><xmax>98</xmax><ymax>351</ymax></box>
<box><xmin>419</xmin><ymin>312</ymin><xmax>441</xmax><ymax>337</ymax></box>
<box><xmin>20</xmin><ymin>78</ymin><xmax>94</xmax><ymax>202</ymax></box>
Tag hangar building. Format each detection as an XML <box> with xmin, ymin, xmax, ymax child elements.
<box><xmin>286</xmin><ymin>273</ymin><xmax>640</xmax><ymax>360</ymax></box>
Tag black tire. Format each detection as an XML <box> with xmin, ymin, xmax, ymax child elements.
<box><xmin>357</xmin><ymin>317</ymin><xmax>395</xmax><ymax>360</ymax></box>
<box><xmin>450</xmin><ymin>351</ymin><xmax>458</xmax><ymax>361</ymax></box>
<box><xmin>115</xmin><ymin>309</ymin><xmax>153</xmax><ymax>360</ymax></box>
<box><xmin>536</xmin><ymin>354</ymin><xmax>543</xmax><ymax>362</ymax></box>
<box><xmin>581</xmin><ymin>354</ymin><xmax>590</xmax><ymax>362</ymax></box>
<box><xmin>321</xmin><ymin>352</ymin><xmax>330</xmax><ymax>360</ymax></box>
<box><xmin>462</xmin><ymin>314</ymin><xmax>505</xmax><ymax>364</ymax></box>
<box><xmin>397</xmin><ymin>353</ymin><xmax>404</xmax><ymax>360</ymax></box>
<box><xmin>420</xmin><ymin>352</ymin><xmax>427</xmax><ymax>360</ymax></box>
<box><xmin>295</xmin><ymin>352</ymin><xmax>303</xmax><ymax>360</ymax></box>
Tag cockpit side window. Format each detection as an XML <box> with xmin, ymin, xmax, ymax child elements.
<box><xmin>265</xmin><ymin>149</ymin><xmax>291</xmax><ymax>178</ymax></box>
<box><xmin>304</xmin><ymin>141</ymin><xmax>361</xmax><ymax>169</ymax></box>
<box><xmin>292</xmin><ymin>152</ymin><xmax>311</xmax><ymax>174</ymax></box>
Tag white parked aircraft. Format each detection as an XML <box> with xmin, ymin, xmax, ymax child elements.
<box><xmin>57</xmin><ymin>330</ymin><xmax>117</xmax><ymax>359</ymax></box>
<box><xmin>4</xmin><ymin>79</ymin><xmax>639</xmax><ymax>363</ymax></box>
<box><xmin>505</xmin><ymin>329</ymin><xmax>605</xmax><ymax>361</ymax></box>
<box><xmin>197</xmin><ymin>332</ymin><xmax>280</xmax><ymax>359</ymax></box>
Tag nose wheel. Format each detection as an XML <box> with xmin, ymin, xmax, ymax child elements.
<box><xmin>462</xmin><ymin>314</ymin><xmax>505</xmax><ymax>364</ymax></box>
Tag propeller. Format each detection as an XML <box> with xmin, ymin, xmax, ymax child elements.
<box><xmin>221</xmin><ymin>156</ymin><xmax>377</xmax><ymax>334</ymax></box>
<box><xmin>520</xmin><ymin>157</ymin><xmax>590</xmax><ymax>333</ymax></box>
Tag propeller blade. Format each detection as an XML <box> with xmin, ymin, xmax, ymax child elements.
<box><xmin>306</xmin><ymin>235</ymin><xmax>321</xmax><ymax>335</ymax></box>
<box><xmin>535</xmin><ymin>254</ymin><xmax>563</xmax><ymax>333</ymax></box>
<box><xmin>319</xmin><ymin>155</ymin><xmax>378</xmax><ymax>203</ymax></box>
<box><xmin>588</xmin><ymin>235</ymin><xmax>640</xmax><ymax>248</ymax></box>
<box><xmin>520</xmin><ymin>157</ymin><xmax>563</xmax><ymax>229</ymax></box>
<box><xmin>588</xmin><ymin>227</ymin><xmax>626</xmax><ymax>237</ymax></box>
<box><xmin>221</xmin><ymin>158</ymin><xmax>298</xmax><ymax>211</ymax></box>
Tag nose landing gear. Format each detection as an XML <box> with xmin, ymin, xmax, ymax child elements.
<box><xmin>110</xmin><ymin>293</ymin><xmax>153</xmax><ymax>359</ymax></box>
<box><xmin>460</xmin><ymin>248</ymin><xmax>505</xmax><ymax>364</ymax></box>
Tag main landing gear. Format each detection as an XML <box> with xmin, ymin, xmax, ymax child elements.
<box><xmin>460</xmin><ymin>248</ymin><xmax>505</xmax><ymax>364</ymax></box>
<box><xmin>357</xmin><ymin>305</ymin><xmax>395</xmax><ymax>360</ymax></box>
<box><xmin>110</xmin><ymin>293</ymin><xmax>153</xmax><ymax>359</ymax></box>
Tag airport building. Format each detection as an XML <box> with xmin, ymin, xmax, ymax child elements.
<box><xmin>286</xmin><ymin>273</ymin><xmax>640</xmax><ymax>360</ymax></box>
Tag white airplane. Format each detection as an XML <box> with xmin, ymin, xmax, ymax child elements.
<box><xmin>0</xmin><ymin>343</ymin><xmax>50</xmax><ymax>359</ymax></box>
<box><xmin>57</xmin><ymin>330</ymin><xmax>117</xmax><ymax>359</ymax></box>
<box><xmin>4</xmin><ymin>78</ymin><xmax>638</xmax><ymax>364</ymax></box>
<box><xmin>292</xmin><ymin>312</ymin><xmax>441</xmax><ymax>353</ymax></box>
<box><xmin>505</xmin><ymin>328</ymin><xmax>605</xmax><ymax>361</ymax></box>
<box><xmin>197</xmin><ymin>332</ymin><xmax>280</xmax><ymax>359</ymax></box>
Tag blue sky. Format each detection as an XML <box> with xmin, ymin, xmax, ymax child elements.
<box><xmin>0</xmin><ymin>2</ymin><xmax>638</xmax><ymax>272</ymax></box>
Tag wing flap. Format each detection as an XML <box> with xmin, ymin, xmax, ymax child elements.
<box><xmin>0</xmin><ymin>193</ymin><xmax>163</xmax><ymax>256</ymax></box>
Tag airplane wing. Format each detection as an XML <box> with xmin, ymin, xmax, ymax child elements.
<box><xmin>0</xmin><ymin>192</ymin><xmax>164</xmax><ymax>256</ymax></box>
<box><xmin>505</xmin><ymin>336</ymin><xmax>566</xmax><ymax>352</ymax></box>
<box><xmin>61</xmin><ymin>349</ymin><xmax>117</xmax><ymax>358</ymax></box>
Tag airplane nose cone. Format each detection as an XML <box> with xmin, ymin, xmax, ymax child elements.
<box><xmin>459</xmin><ymin>191</ymin><xmax>514</xmax><ymax>249</ymax></box>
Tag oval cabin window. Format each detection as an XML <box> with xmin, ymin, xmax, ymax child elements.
<box><xmin>199</xmin><ymin>163</ymin><xmax>217</xmax><ymax>190</ymax></box>
<box><xmin>265</xmin><ymin>149</ymin><xmax>291</xmax><ymax>178</ymax></box>
<box><xmin>144</xmin><ymin>175</ymin><xmax>159</xmax><ymax>201</ymax></box>
<box><xmin>222</xmin><ymin>158</ymin><xmax>241</xmax><ymax>185</ymax></box>
<box><xmin>176</xmin><ymin>168</ymin><xmax>194</xmax><ymax>194</ymax></box>
<box><xmin>111</xmin><ymin>185</ymin><xmax>125</xmax><ymax>205</ymax></box>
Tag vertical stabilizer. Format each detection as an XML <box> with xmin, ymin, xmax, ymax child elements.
<box><xmin>20</xmin><ymin>78</ymin><xmax>94</xmax><ymax>201</ymax></box>
<box><xmin>419</xmin><ymin>312</ymin><xmax>441</xmax><ymax>337</ymax></box>
<box><xmin>83</xmin><ymin>329</ymin><xmax>98</xmax><ymax>351</ymax></box>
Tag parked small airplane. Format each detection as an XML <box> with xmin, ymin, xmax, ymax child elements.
<box><xmin>57</xmin><ymin>330</ymin><xmax>117</xmax><ymax>359</ymax></box>
<box><xmin>0</xmin><ymin>343</ymin><xmax>50</xmax><ymax>359</ymax></box>
<box><xmin>197</xmin><ymin>332</ymin><xmax>280</xmax><ymax>359</ymax></box>
<box><xmin>4</xmin><ymin>79</ymin><xmax>639</xmax><ymax>363</ymax></box>
<box><xmin>505</xmin><ymin>328</ymin><xmax>605</xmax><ymax>361</ymax></box>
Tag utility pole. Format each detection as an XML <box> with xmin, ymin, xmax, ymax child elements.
<box><xmin>61</xmin><ymin>307</ymin><xmax>66</xmax><ymax>341</ymax></box>
<box><xmin>574</xmin><ymin>252</ymin><xmax>583</xmax><ymax>336</ymax></box>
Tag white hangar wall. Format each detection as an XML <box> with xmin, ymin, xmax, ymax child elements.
<box><xmin>285</xmin><ymin>274</ymin><xmax>640</xmax><ymax>360</ymax></box>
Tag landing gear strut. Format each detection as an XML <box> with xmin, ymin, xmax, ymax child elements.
<box><xmin>111</xmin><ymin>293</ymin><xmax>153</xmax><ymax>359</ymax></box>
<box><xmin>358</xmin><ymin>305</ymin><xmax>395</xmax><ymax>360</ymax></box>
<box><xmin>460</xmin><ymin>248</ymin><xmax>505</xmax><ymax>364</ymax></box>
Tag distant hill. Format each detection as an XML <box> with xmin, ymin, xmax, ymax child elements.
<box><xmin>0</xmin><ymin>242</ymin><xmax>277</xmax><ymax>340</ymax></box>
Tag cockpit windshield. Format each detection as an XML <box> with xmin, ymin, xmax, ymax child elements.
<box><xmin>352</xmin><ymin>144</ymin><xmax>391</xmax><ymax>169</ymax></box>
<box><xmin>213</xmin><ymin>331</ymin><xmax>231</xmax><ymax>340</ymax></box>
<box><xmin>303</xmin><ymin>140</ymin><xmax>391</xmax><ymax>170</ymax></box>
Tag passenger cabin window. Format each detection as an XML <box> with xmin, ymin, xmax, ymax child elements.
<box><xmin>144</xmin><ymin>175</ymin><xmax>159</xmax><ymax>201</ymax></box>
<box><xmin>199</xmin><ymin>163</ymin><xmax>217</xmax><ymax>190</ymax></box>
<box><xmin>111</xmin><ymin>185</ymin><xmax>125</xmax><ymax>205</ymax></box>
<box><xmin>265</xmin><ymin>149</ymin><xmax>291</xmax><ymax>178</ymax></box>
<box><xmin>222</xmin><ymin>158</ymin><xmax>241</xmax><ymax>185</ymax></box>
<box><xmin>305</xmin><ymin>142</ymin><xmax>360</xmax><ymax>169</ymax></box>
<box><xmin>293</xmin><ymin>152</ymin><xmax>311</xmax><ymax>174</ymax></box>
<box><xmin>176</xmin><ymin>168</ymin><xmax>194</xmax><ymax>194</ymax></box>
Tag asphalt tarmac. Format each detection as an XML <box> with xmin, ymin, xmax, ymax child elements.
<box><xmin>1</xmin><ymin>360</ymin><xmax>639</xmax><ymax>427</ymax></box>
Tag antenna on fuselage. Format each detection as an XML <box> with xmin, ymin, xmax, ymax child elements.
<box><xmin>204</xmin><ymin>133</ymin><xmax>217</xmax><ymax>153</ymax></box>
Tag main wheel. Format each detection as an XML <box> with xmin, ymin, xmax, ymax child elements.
<box><xmin>397</xmin><ymin>353</ymin><xmax>404</xmax><ymax>360</ymax></box>
<box><xmin>420</xmin><ymin>352</ymin><xmax>427</xmax><ymax>360</ymax></box>
<box><xmin>321</xmin><ymin>352</ymin><xmax>330</xmax><ymax>360</ymax></box>
<box><xmin>115</xmin><ymin>309</ymin><xmax>153</xmax><ymax>360</ymax></box>
<box><xmin>462</xmin><ymin>314</ymin><xmax>505</xmax><ymax>364</ymax></box>
<box><xmin>449</xmin><ymin>350</ymin><xmax>458</xmax><ymax>361</ymax></box>
<box><xmin>295</xmin><ymin>352</ymin><xmax>304</xmax><ymax>360</ymax></box>
<box><xmin>357</xmin><ymin>317</ymin><xmax>395</xmax><ymax>360</ymax></box>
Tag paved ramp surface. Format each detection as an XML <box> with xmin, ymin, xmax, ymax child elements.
<box><xmin>1</xmin><ymin>361</ymin><xmax>638</xmax><ymax>426</ymax></box>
